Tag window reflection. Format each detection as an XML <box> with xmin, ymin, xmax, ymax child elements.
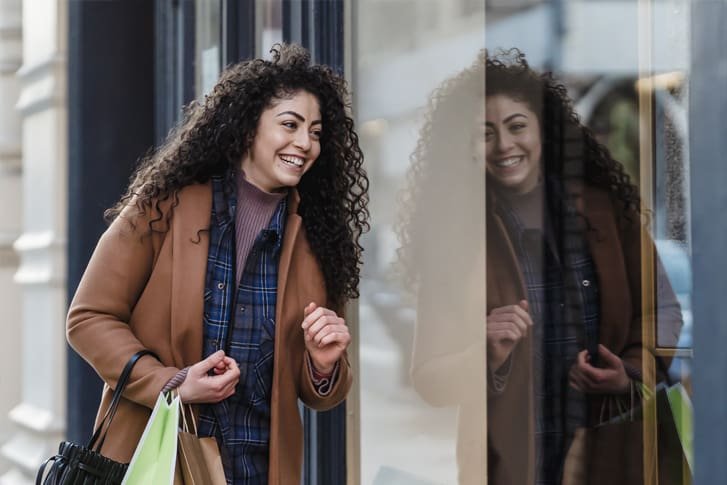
<box><xmin>355</xmin><ymin>1</ymin><xmax>485</xmax><ymax>483</ymax></box>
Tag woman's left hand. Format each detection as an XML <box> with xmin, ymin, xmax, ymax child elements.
<box><xmin>301</xmin><ymin>302</ymin><xmax>351</xmax><ymax>374</ymax></box>
<box><xmin>569</xmin><ymin>344</ymin><xmax>630</xmax><ymax>394</ymax></box>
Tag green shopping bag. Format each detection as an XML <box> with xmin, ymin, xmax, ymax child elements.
<box><xmin>122</xmin><ymin>392</ymin><xmax>180</xmax><ymax>485</ymax></box>
<box><xmin>666</xmin><ymin>383</ymin><xmax>694</xmax><ymax>472</ymax></box>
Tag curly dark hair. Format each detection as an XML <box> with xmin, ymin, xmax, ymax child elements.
<box><xmin>397</xmin><ymin>48</ymin><xmax>642</xmax><ymax>289</ymax></box>
<box><xmin>485</xmin><ymin>48</ymin><xmax>641</xmax><ymax>215</ymax></box>
<box><xmin>107</xmin><ymin>43</ymin><xmax>369</xmax><ymax>307</ymax></box>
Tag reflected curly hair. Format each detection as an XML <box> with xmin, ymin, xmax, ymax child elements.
<box><xmin>397</xmin><ymin>48</ymin><xmax>642</xmax><ymax>289</ymax></box>
<box><xmin>107</xmin><ymin>43</ymin><xmax>369</xmax><ymax>307</ymax></box>
<box><xmin>485</xmin><ymin>48</ymin><xmax>641</xmax><ymax>216</ymax></box>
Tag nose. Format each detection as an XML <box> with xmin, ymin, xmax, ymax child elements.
<box><xmin>293</xmin><ymin>130</ymin><xmax>312</xmax><ymax>152</ymax></box>
<box><xmin>495</xmin><ymin>131</ymin><xmax>515</xmax><ymax>154</ymax></box>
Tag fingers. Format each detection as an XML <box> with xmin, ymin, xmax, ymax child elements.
<box><xmin>570</xmin><ymin>348</ymin><xmax>629</xmax><ymax>394</ymax></box>
<box><xmin>178</xmin><ymin>354</ymin><xmax>240</xmax><ymax>404</ymax></box>
<box><xmin>569</xmin><ymin>365</ymin><xmax>586</xmax><ymax>391</ymax></box>
<box><xmin>489</xmin><ymin>304</ymin><xmax>533</xmax><ymax>328</ymax></box>
<box><xmin>304</xmin><ymin>301</ymin><xmax>318</xmax><ymax>318</ymax></box>
<box><xmin>487</xmin><ymin>313</ymin><xmax>529</xmax><ymax>337</ymax></box>
<box><xmin>305</xmin><ymin>315</ymin><xmax>346</xmax><ymax>339</ymax></box>
<box><xmin>195</xmin><ymin>349</ymin><xmax>226</xmax><ymax>373</ymax></box>
<box><xmin>308</xmin><ymin>323</ymin><xmax>351</xmax><ymax>347</ymax></box>
<box><xmin>487</xmin><ymin>303</ymin><xmax>532</xmax><ymax>342</ymax></box>
<box><xmin>597</xmin><ymin>344</ymin><xmax>622</xmax><ymax>369</ymax></box>
<box><xmin>212</xmin><ymin>356</ymin><xmax>232</xmax><ymax>375</ymax></box>
<box><xmin>486</xmin><ymin>322</ymin><xmax>525</xmax><ymax>342</ymax></box>
<box><xmin>301</xmin><ymin>305</ymin><xmax>338</xmax><ymax>331</ymax></box>
<box><xmin>301</xmin><ymin>304</ymin><xmax>347</xmax><ymax>347</ymax></box>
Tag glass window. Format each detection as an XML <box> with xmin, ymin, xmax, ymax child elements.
<box><xmin>195</xmin><ymin>0</ymin><xmax>222</xmax><ymax>97</ymax></box>
<box><xmin>353</xmin><ymin>0</ymin><xmax>695</xmax><ymax>483</ymax></box>
<box><xmin>353</xmin><ymin>1</ymin><xmax>486</xmax><ymax>483</ymax></box>
<box><xmin>256</xmin><ymin>0</ymin><xmax>283</xmax><ymax>58</ymax></box>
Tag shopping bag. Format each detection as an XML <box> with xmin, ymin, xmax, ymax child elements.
<box><xmin>666</xmin><ymin>383</ymin><xmax>693</xmax><ymax>472</ymax></box>
<box><xmin>563</xmin><ymin>382</ymin><xmax>692</xmax><ymax>485</ymax></box>
<box><xmin>176</xmin><ymin>404</ymin><xmax>226</xmax><ymax>484</ymax></box>
<box><xmin>36</xmin><ymin>350</ymin><xmax>158</xmax><ymax>485</ymax></box>
<box><xmin>122</xmin><ymin>392</ymin><xmax>180</xmax><ymax>485</ymax></box>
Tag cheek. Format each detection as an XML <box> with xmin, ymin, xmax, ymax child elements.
<box><xmin>484</xmin><ymin>141</ymin><xmax>495</xmax><ymax>162</ymax></box>
<box><xmin>311</xmin><ymin>143</ymin><xmax>322</xmax><ymax>162</ymax></box>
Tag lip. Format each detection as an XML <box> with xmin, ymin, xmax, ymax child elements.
<box><xmin>278</xmin><ymin>154</ymin><xmax>306</xmax><ymax>170</ymax></box>
<box><xmin>490</xmin><ymin>155</ymin><xmax>526</xmax><ymax>170</ymax></box>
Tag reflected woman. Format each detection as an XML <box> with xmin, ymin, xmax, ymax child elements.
<box><xmin>401</xmin><ymin>49</ymin><xmax>681</xmax><ymax>484</ymax></box>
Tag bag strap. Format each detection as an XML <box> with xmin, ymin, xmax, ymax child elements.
<box><xmin>88</xmin><ymin>349</ymin><xmax>159</xmax><ymax>452</ymax></box>
<box><xmin>35</xmin><ymin>455</ymin><xmax>58</xmax><ymax>485</ymax></box>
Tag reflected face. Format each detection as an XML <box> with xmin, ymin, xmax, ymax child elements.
<box><xmin>241</xmin><ymin>90</ymin><xmax>322</xmax><ymax>192</ymax></box>
<box><xmin>484</xmin><ymin>95</ymin><xmax>542</xmax><ymax>194</ymax></box>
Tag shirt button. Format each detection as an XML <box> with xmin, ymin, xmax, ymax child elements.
<box><xmin>582</xmin><ymin>279</ymin><xmax>591</xmax><ymax>287</ymax></box>
<box><xmin>240</xmin><ymin>306</ymin><xmax>246</xmax><ymax>313</ymax></box>
<box><xmin>211</xmin><ymin>339</ymin><xmax>218</xmax><ymax>349</ymax></box>
<box><xmin>217</xmin><ymin>282</ymin><xmax>225</xmax><ymax>290</ymax></box>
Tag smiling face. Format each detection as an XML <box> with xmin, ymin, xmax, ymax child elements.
<box><xmin>241</xmin><ymin>90</ymin><xmax>322</xmax><ymax>192</ymax></box>
<box><xmin>484</xmin><ymin>94</ymin><xmax>542</xmax><ymax>194</ymax></box>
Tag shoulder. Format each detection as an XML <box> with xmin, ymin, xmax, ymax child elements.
<box><xmin>113</xmin><ymin>182</ymin><xmax>212</xmax><ymax>238</ymax></box>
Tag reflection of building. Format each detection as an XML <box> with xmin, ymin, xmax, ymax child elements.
<box><xmin>487</xmin><ymin>0</ymin><xmax>691</xmax><ymax>243</ymax></box>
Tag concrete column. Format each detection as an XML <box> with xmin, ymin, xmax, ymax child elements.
<box><xmin>0</xmin><ymin>0</ymin><xmax>23</xmax><ymax>475</ymax></box>
<box><xmin>0</xmin><ymin>0</ymin><xmax>67</xmax><ymax>483</ymax></box>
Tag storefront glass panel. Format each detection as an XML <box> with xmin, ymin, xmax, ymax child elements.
<box><xmin>354</xmin><ymin>0</ymin><xmax>697</xmax><ymax>483</ymax></box>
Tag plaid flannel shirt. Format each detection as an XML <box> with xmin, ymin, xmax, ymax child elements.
<box><xmin>197</xmin><ymin>175</ymin><xmax>287</xmax><ymax>485</ymax></box>
<box><xmin>495</xmin><ymin>184</ymin><xmax>600</xmax><ymax>485</ymax></box>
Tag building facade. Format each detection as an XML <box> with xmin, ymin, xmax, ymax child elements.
<box><xmin>1</xmin><ymin>1</ymin><xmax>726</xmax><ymax>484</ymax></box>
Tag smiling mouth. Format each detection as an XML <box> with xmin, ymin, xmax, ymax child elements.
<box><xmin>279</xmin><ymin>155</ymin><xmax>305</xmax><ymax>168</ymax></box>
<box><xmin>495</xmin><ymin>156</ymin><xmax>523</xmax><ymax>168</ymax></box>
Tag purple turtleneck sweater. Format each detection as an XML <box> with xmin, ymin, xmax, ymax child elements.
<box><xmin>234</xmin><ymin>171</ymin><xmax>287</xmax><ymax>285</ymax></box>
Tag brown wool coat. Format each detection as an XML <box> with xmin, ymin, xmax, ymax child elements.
<box><xmin>67</xmin><ymin>182</ymin><xmax>351</xmax><ymax>485</ymax></box>
<box><xmin>411</xmin><ymin>185</ymin><xmax>682</xmax><ymax>484</ymax></box>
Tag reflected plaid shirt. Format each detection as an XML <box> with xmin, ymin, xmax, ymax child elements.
<box><xmin>197</xmin><ymin>175</ymin><xmax>287</xmax><ymax>485</ymax></box>
<box><xmin>495</xmin><ymin>188</ymin><xmax>600</xmax><ymax>485</ymax></box>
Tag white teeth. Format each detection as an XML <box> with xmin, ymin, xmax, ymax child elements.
<box><xmin>496</xmin><ymin>157</ymin><xmax>521</xmax><ymax>168</ymax></box>
<box><xmin>280</xmin><ymin>155</ymin><xmax>304</xmax><ymax>167</ymax></box>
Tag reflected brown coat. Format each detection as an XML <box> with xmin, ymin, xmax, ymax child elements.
<box><xmin>67</xmin><ymin>182</ymin><xmax>351</xmax><ymax>485</ymax></box>
<box><xmin>410</xmin><ymin>184</ymin><xmax>682</xmax><ymax>484</ymax></box>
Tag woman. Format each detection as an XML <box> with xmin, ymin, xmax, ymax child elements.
<box><xmin>401</xmin><ymin>49</ymin><xmax>681</xmax><ymax>484</ymax></box>
<box><xmin>67</xmin><ymin>43</ymin><xmax>369</xmax><ymax>484</ymax></box>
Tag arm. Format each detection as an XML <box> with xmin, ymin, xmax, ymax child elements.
<box><xmin>569</xmin><ymin>198</ymin><xmax>683</xmax><ymax>394</ymax></box>
<box><xmin>66</xmin><ymin>203</ymin><xmax>180</xmax><ymax>409</ymax></box>
<box><xmin>298</xmin><ymin>302</ymin><xmax>352</xmax><ymax>410</ymax></box>
<box><xmin>410</xmin><ymin>275</ymin><xmax>488</xmax><ymax>407</ymax></box>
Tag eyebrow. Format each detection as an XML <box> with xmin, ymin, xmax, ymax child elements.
<box><xmin>485</xmin><ymin>113</ymin><xmax>529</xmax><ymax>126</ymax></box>
<box><xmin>276</xmin><ymin>110</ymin><xmax>322</xmax><ymax>125</ymax></box>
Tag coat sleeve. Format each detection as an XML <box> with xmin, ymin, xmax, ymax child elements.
<box><xmin>410</xmin><ymin>269</ymin><xmax>487</xmax><ymax>407</ymax></box>
<box><xmin>298</xmin><ymin>350</ymin><xmax>352</xmax><ymax>411</ymax></box>
<box><xmin>66</xmin><ymin>203</ymin><xmax>181</xmax><ymax>409</ymax></box>
<box><xmin>616</xmin><ymin>202</ymin><xmax>683</xmax><ymax>381</ymax></box>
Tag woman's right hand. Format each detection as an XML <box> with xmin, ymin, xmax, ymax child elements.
<box><xmin>486</xmin><ymin>300</ymin><xmax>533</xmax><ymax>370</ymax></box>
<box><xmin>178</xmin><ymin>350</ymin><xmax>240</xmax><ymax>404</ymax></box>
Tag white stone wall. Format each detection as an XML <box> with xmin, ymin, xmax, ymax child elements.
<box><xmin>0</xmin><ymin>0</ymin><xmax>22</xmax><ymax>476</ymax></box>
<box><xmin>0</xmin><ymin>0</ymin><xmax>67</xmax><ymax>483</ymax></box>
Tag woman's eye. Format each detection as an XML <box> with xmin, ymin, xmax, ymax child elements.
<box><xmin>283</xmin><ymin>121</ymin><xmax>297</xmax><ymax>129</ymax></box>
<box><xmin>510</xmin><ymin>123</ymin><xmax>526</xmax><ymax>132</ymax></box>
<box><xmin>485</xmin><ymin>131</ymin><xmax>494</xmax><ymax>141</ymax></box>
<box><xmin>311</xmin><ymin>131</ymin><xmax>322</xmax><ymax>139</ymax></box>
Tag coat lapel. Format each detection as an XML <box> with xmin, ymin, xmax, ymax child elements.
<box><xmin>170</xmin><ymin>183</ymin><xmax>213</xmax><ymax>367</ymax></box>
<box><xmin>582</xmin><ymin>190</ymin><xmax>632</xmax><ymax>349</ymax></box>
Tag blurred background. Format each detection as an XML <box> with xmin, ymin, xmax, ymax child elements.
<box><xmin>0</xmin><ymin>1</ymin><xmax>725</xmax><ymax>484</ymax></box>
